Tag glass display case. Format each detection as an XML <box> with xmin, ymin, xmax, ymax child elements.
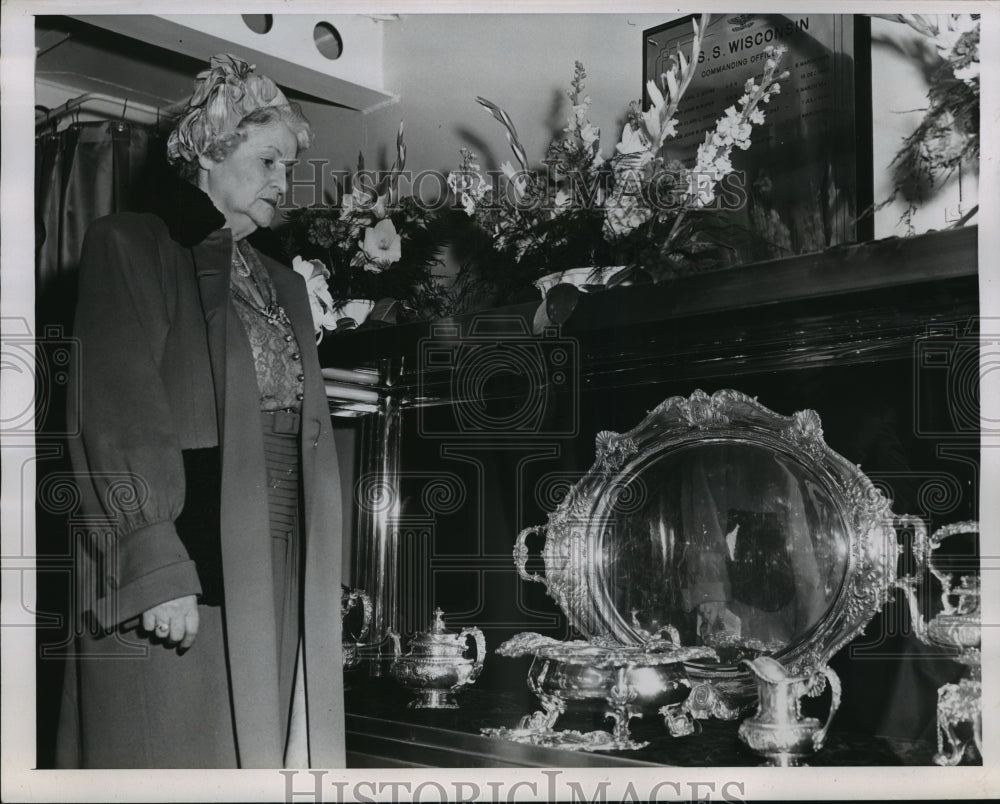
<box><xmin>321</xmin><ymin>226</ymin><xmax>979</xmax><ymax>766</ymax></box>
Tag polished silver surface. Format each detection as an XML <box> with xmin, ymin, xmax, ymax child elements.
<box><xmin>897</xmin><ymin>519</ymin><xmax>981</xmax><ymax>765</ymax></box>
<box><xmin>513</xmin><ymin>389</ymin><xmax>899</xmax><ymax>712</ymax></box>
<box><xmin>341</xmin><ymin>586</ymin><xmax>372</xmax><ymax>670</ymax></box>
<box><xmin>736</xmin><ymin>656</ymin><xmax>841</xmax><ymax>767</ymax></box>
<box><xmin>354</xmin><ymin>358</ymin><xmax>404</xmax><ymax>677</ymax></box>
<box><xmin>482</xmin><ymin>631</ymin><xmax>717</xmax><ymax>751</ymax></box>
<box><xmin>387</xmin><ymin>608</ymin><xmax>485</xmax><ymax>709</ymax></box>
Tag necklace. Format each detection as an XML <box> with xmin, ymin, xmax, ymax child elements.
<box><xmin>231</xmin><ymin>243</ymin><xmax>294</xmax><ymax>330</ymax></box>
<box><xmin>233</xmin><ymin>243</ymin><xmax>252</xmax><ymax>278</ymax></box>
<box><xmin>231</xmin><ymin>287</ymin><xmax>294</xmax><ymax>329</ymax></box>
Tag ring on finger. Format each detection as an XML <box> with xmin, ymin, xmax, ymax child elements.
<box><xmin>155</xmin><ymin>623</ymin><xmax>170</xmax><ymax>635</ymax></box>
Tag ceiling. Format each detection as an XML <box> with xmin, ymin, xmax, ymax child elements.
<box><xmin>35</xmin><ymin>13</ymin><xmax>393</xmax><ymax>123</ymax></box>
<box><xmin>35</xmin><ymin>16</ymin><xmax>201</xmax><ymax>112</ymax></box>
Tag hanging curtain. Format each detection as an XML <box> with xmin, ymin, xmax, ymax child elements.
<box><xmin>34</xmin><ymin>118</ymin><xmax>164</xmax><ymax>769</ymax></box>
<box><xmin>35</xmin><ymin>120</ymin><xmax>164</xmax><ymax>328</ymax></box>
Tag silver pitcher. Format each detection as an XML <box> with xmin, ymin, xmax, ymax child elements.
<box><xmin>388</xmin><ymin>608</ymin><xmax>485</xmax><ymax>709</ymax></box>
<box><xmin>737</xmin><ymin>656</ymin><xmax>841</xmax><ymax>766</ymax></box>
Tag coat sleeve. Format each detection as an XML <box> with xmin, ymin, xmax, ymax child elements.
<box><xmin>69</xmin><ymin>214</ymin><xmax>202</xmax><ymax>629</ymax></box>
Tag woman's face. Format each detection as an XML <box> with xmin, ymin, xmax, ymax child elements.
<box><xmin>199</xmin><ymin>120</ymin><xmax>298</xmax><ymax>237</ymax></box>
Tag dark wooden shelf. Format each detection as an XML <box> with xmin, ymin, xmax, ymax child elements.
<box><xmin>319</xmin><ymin>227</ymin><xmax>978</xmax><ymax>370</ymax></box>
<box><xmin>344</xmin><ymin>675</ymin><xmax>938</xmax><ymax>768</ymax></box>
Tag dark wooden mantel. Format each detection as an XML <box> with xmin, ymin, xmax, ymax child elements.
<box><xmin>319</xmin><ymin>226</ymin><xmax>978</xmax><ymax>372</ymax></box>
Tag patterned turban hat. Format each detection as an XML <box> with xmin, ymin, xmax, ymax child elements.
<box><xmin>167</xmin><ymin>54</ymin><xmax>313</xmax><ymax>170</ymax></box>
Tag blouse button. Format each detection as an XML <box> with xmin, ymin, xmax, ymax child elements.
<box><xmin>291</xmin><ymin>353</ymin><xmax>300</xmax><ymax>361</ymax></box>
<box><xmin>284</xmin><ymin>334</ymin><xmax>294</xmax><ymax>343</ymax></box>
<box><xmin>296</xmin><ymin>373</ymin><xmax>305</xmax><ymax>382</ymax></box>
<box><xmin>296</xmin><ymin>392</ymin><xmax>304</xmax><ymax>402</ymax></box>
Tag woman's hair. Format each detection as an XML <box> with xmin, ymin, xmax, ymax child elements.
<box><xmin>167</xmin><ymin>54</ymin><xmax>313</xmax><ymax>181</ymax></box>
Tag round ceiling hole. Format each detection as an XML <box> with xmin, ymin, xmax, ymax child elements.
<box><xmin>313</xmin><ymin>22</ymin><xmax>343</xmax><ymax>60</ymax></box>
<box><xmin>241</xmin><ymin>15</ymin><xmax>273</xmax><ymax>35</ymax></box>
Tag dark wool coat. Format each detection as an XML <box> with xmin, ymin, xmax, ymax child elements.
<box><xmin>56</xmin><ymin>180</ymin><xmax>345</xmax><ymax>768</ymax></box>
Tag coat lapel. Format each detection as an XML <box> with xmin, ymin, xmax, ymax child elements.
<box><xmin>192</xmin><ymin>232</ymin><xmax>284</xmax><ymax>767</ymax></box>
<box><xmin>264</xmin><ymin>257</ymin><xmax>346</xmax><ymax>767</ymax></box>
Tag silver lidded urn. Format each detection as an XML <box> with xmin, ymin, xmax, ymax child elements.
<box><xmin>895</xmin><ymin>519</ymin><xmax>981</xmax><ymax>765</ymax></box>
<box><xmin>388</xmin><ymin>608</ymin><xmax>485</xmax><ymax>709</ymax></box>
<box><xmin>737</xmin><ymin>656</ymin><xmax>841</xmax><ymax>767</ymax></box>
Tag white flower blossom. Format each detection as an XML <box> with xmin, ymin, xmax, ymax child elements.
<box><xmin>552</xmin><ymin>189</ymin><xmax>573</xmax><ymax>217</ymax></box>
<box><xmin>953</xmin><ymin>61</ymin><xmax>979</xmax><ymax>83</ymax></box>
<box><xmin>340</xmin><ymin>186</ymin><xmax>386</xmax><ymax>221</ymax></box>
<box><xmin>641</xmin><ymin>79</ymin><xmax>666</xmax><ymax>143</ymax></box>
<box><xmin>934</xmin><ymin>13</ymin><xmax>977</xmax><ymax>58</ymax></box>
<box><xmin>699</xmin><ymin>140</ymin><xmax>719</xmax><ymax>163</ymax></box>
<box><xmin>292</xmin><ymin>256</ymin><xmax>338</xmax><ymax>335</ymax></box>
<box><xmin>359</xmin><ymin>218</ymin><xmax>402</xmax><ymax>271</ymax></box>
<box><xmin>616</xmin><ymin>124</ymin><xmax>650</xmax><ymax>157</ymax></box>
<box><xmin>501</xmin><ymin>160</ymin><xmax>528</xmax><ymax>201</ymax></box>
<box><xmin>447</xmin><ymin>168</ymin><xmax>489</xmax><ymax>216</ymax></box>
<box><xmin>603</xmin><ymin>195</ymin><xmax>652</xmax><ymax>236</ymax></box>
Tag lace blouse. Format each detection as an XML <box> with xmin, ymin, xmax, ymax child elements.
<box><xmin>229</xmin><ymin>239</ymin><xmax>304</xmax><ymax>412</ymax></box>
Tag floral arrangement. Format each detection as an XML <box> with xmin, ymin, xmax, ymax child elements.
<box><xmin>448</xmin><ymin>14</ymin><xmax>789</xmax><ymax>286</ymax></box>
<box><xmin>447</xmin><ymin>62</ymin><xmax>617</xmax><ymax>284</ymax></box>
<box><xmin>874</xmin><ymin>13</ymin><xmax>979</xmax><ymax>230</ymax></box>
<box><xmin>604</xmin><ymin>18</ymin><xmax>788</xmax><ymax>280</ymax></box>
<box><xmin>283</xmin><ymin>123</ymin><xmax>439</xmax><ymax>318</ymax></box>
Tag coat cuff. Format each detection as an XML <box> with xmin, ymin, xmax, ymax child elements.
<box><xmin>95</xmin><ymin>520</ymin><xmax>203</xmax><ymax>629</ymax></box>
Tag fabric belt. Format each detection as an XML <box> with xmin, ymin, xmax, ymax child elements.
<box><xmin>261</xmin><ymin>409</ymin><xmax>301</xmax><ymax>436</ymax></box>
<box><xmin>176</xmin><ymin>411</ymin><xmax>301</xmax><ymax>609</ymax></box>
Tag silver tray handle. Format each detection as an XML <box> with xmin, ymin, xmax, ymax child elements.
<box><xmin>356</xmin><ymin>590</ymin><xmax>373</xmax><ymax>642</ymax></box>
<box><xmin>514</xmin><ymin>525</ymin><xmax>547</xmax><ymax>584</ymax></box>
<box><xmin>343</xmin><ymin>588</ymin><xmax>373</xmax><ymax>642</ymax></box>
<box><xmin>811</xmin><ymin>665</ymin><xmax>842</xmax><ymax>752</ymax></box>
<box><xmin>459</xmin><ymin>627</ymin><xmax>486</xmax><ymax>685</ymax></box>
<box><xmin>894</xmin><ymin>514</ymin><xmax>930</xmax><ymax>586</ymax></box>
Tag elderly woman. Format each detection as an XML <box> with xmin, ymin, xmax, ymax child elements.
<box><xmin>56</xmin><ymin>55</ymin><xmax>345</xmax><ymax>769</ymax></box>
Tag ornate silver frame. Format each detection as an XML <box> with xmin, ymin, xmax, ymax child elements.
<box><xmin>515</xmin><ymin>389</ymin><xmax>899</xmax><ymax>710</ymax></box>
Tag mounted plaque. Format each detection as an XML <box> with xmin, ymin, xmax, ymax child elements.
<box><xmin>644</xmin><ymin>14</ymin><xmax>872</xmax><ymax>262</ymax></box>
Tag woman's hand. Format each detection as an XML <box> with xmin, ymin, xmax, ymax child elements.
<box><xmin>142</xmin><ymin>595</ymin><xmax>199</xmax><ymax>650</ymax></box>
